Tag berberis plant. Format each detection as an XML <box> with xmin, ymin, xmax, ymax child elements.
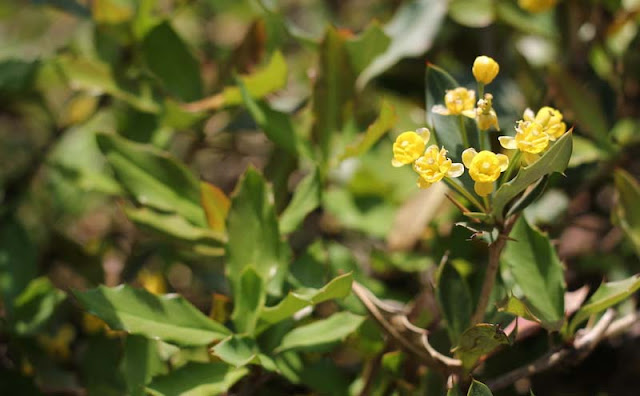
<box><xmin>3</xmin><ymin>1</ymin><xmax>640</xmax><ymax>395</ymax></box>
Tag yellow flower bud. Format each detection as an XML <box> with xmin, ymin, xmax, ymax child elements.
<box><xmin>475</xmin><ymin>94</ymin><xmax>500</xmax><ymax>131</ymax></box>
<box><xmin>472</xmin><ymin>56</ymin><xmax>500</xmax><ymax>85</ymax></box>
<box><xmin>462</xmin><ymin>148</ymin><xmax>509</xmax><ymax>196</ymax></box>
<box><xmin>432</xmin><ymin>87</ymin><xmax>476</xmax><ymax>117</ymax></box>
<box><xmin>413</xmin><ymin>145</ymin><xmax>464</xmax><ymax>188</ymax></box>
<box><xmin>518</xmin><ymin>0</ymin><xmax>557</xmax><ymax>13</ymax></box>
<box><xmin>392</xmin><ymin>129</ymin><xmax>430</xmax><ymax>167</ymax></box>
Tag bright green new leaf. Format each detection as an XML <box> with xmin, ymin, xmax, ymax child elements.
<box><xmin>453</xmin><ymin>324</ymin><xmax>509</xmax><ymax>370</ymax></box>
<box><xmin>339</xmin><ymin>99</ymin><xmax>397</xmax><ymax>161</ymax></box>
<box><xmin>259</xmin><ymin>273</ymin><xmax>353</xmax><ymax>326</ymax></box>
<box><xmin>569</xmin><ymin>136</ymin><xmax>604</xmax><ymax>168</ymax></box>
<box><xmin>122</xmin><ymin>335</ymin><xmax>167</xmax><ymax>396</ymax></box>
<box><xmin>501</xmin><ymin>217</ymin><xmax>565</xmax><ymax>331</ymax></box>
<box><xmin>74</xmin><ymin>285</ymin><xmax>231</xmax><ymax>346</ymax></box>
<box><xmin>146</xmin><ymin>362</ymin><xmax>247</xmax><ymax>396</ymax></box>
<box><xmin>231</xmin><ymin>267</ymin><xmax>266</xmax><ymax>335</ymax></box>
<box><xmin>141</xmin><ymin>21</ymin><xmax>202</xmax><ymax>102</ymax></box>
<box><xmin>222</xmin><ymin>51</ymin><xmax>288</xmax><ymax>105</ymax></box>
<box><xmin>212</xmin><ymin>335</ymin><xmax>259</xmax><ymax>368</ymax></box>
<box><xmin>436</xmin><ymin>259</ymin><xmax>472</xmax><ymax>345</ymax></box>
<box><xmin>467</xmin><ymin>379</ymin><xmax>494</xmax><ymax>396</ymax></box>
<box><xmin>200</xmin><ymin>181</ymin><xmax>230</xmax><ymax>233</ymax></box>
<box><xmin>279</xmin><ymin>168</ymin><xmax>322</xmax><ymax>234</ymax></box>
<box><xmin>358</xmin><ymin>0</ymin><xmax>447</xmax><ymax>88</ymax></box>
<box><xmin>614</xmin><ymin>169</ymin><xmax>640</xmax><ymax>258</ymax></box>
<box><xmin>498</xmin><ymin>296</ymin><xmax>543</xmax><ymax>324</ymax></box>
<box><xmin>12</xmin><ymin>277</ymin><xmax>66</xmax><ymax>335</ymax></box>
<box><xmin>275</xmin><ymin>312</ymin><xmax>365</xmax><ymax>353</ymax></box>
<box><xmin>345</xmin><ymin>23</ymin><xmax>391</xmax><ymax>75</ymax></box>
<box><xmin>492</xmin><ymin>132</ymin><xmax>573</xmax><ymax>221</ymax></box>
<box><xmin>96</xmin><ymin>133</ymin><xmax>206</xmax><ymax>227</ymax></box>
<box><xmin>124</xmin><ymin>207</ymin><xmax>224</xmax><ymax>257</ymax></box>
<box><xmin>226</xmin><ymin>167</ymin><xmax>290</xmax><ymax>297</ymax></box>
<box><xmin>569</xmin><ymin>275</ymin><xmax>640</xmax><ymax>334</ymax></box>
<box><xmin>0</xmin><ymin>217</ymin><xmax>37</xmax><ymax>317</ymax></box>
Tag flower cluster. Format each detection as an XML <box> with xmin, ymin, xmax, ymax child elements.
<box><xmin>392</xmin><ymin>56</ymin><xmax>569</xmax><ymax>201</ymax></box>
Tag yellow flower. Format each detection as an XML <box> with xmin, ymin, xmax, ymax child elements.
<box><xmin>518</xmin><ymin>0</ymin><xmax>557</xmax><ymax>13</ymax></box>
<box><xmin>392</xmin><ymin>128</ymin><xmax>430</xmax><ymax>167</ymax></box>
<box><xmin>499</xmin><ymin>121</ymin><xmax>549</xmax><ymax>164</ymax></box>
<box><xmin>524</xmin><ymin>106</ymin><xmax>567</xmax><ymax>140</ymax></box>
<box><xmin>138</xmin><ymin>269</ymin><xmax>167</xmax><ymax>295</ymax></box>
<box><xmin>462</xmin><ymin>148</ymin><xmax>509</xmax><ymax>196</ymax></box>
<box><xmin>475</xmin><ymin>93</ymin><xmax>500</xmax><ymax>131</ymax></box>
<box><xmin>472</xmin><ymin>56</ymin><xmax>500</xmax><ymax>85</ymax></box>
<box><xmin>37</xmin><ymin>324</ymin><xmax>76</xmax><ymax>361</ymax></box>
<box><xmin>413</xmin><ymin>145</ymin><xmax>464</xmax><ymax>188</ymax></box>
<box><xmin>432</xmin><ymin>87</ymin><xmax>476</xmax><ymax>117</ymax></box>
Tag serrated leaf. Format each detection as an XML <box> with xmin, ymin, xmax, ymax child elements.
<box><xmin>274</xmin><ymin>312</ymin><xmax>365</xmax><ymax>353</ymax></box>
<box><xmin>279</xmin><ymin>168</ymin><xmax>321</xmax><ymax>234</ymax></box>
<box><xmin>345</xmin><ymin>22</ymin><xmax>391</xmax><ymax>75</ymax></box>
<box><xmin>339</xmin><ymin>99</ymin><xmax>397</xmax><ymax>160</ymax></box>
<box><xmin>231</xmin><ymin>267</ymin><xmax>265</xmax><ymax>335</ymax></box>
<box><xmin>614</xmin><ymin>169</ymin><xmax>640</xmax><ymax>258</ymax></box>
<box><xmin>200</xmin><ymin>182</ymin><xmax>230</xmax><ymax>233</ymax></box>
<box><xmin>146</xmin><ymin>362</ymin><xmax>247</xmax><ymax>396</ymax></box>
<box><xmin>358</xmin><ymin>0</ymin><xmax>447</xmax><ymax>88</ymax></box>
<box><xmin>96</xmin><ymin>133</ymin><xmax>206</xmax><ymax>227</ymax></box>
<box><xmin>74</xmin><ymin>285</ymin><xmax>230</xmax><ymax>346</ymax></box>
<box><xmin>492</xmin><ymin>133</ymin><xmax>573</xmax><ymax>221</ymax></box>
<box><xmin>141</xmin><ymin>21</ymin><xmax>202</xmax><ymax>101</ymax></box>
<box><xmin>467</xmin><ymin>379</ymin><xmax>493</xmax><ymax>396</ymax></box>
<box><xmin>569</xmin><ymin>275</ymin><xmax>640</xmax><ymax>334</ymax></box>
<box><xmin>259</xmin><ymin>273</ymin><xmax>353</xmax><ymax>327</ymax></box>
<box><xmin>226</xmin><ymin>167</ymin><xmax>290</xmax><ymax>297</ymax></box>
<box><xmin>453</xmin><ymin>324</ymin><xmax>509</xmax><ymax>370</ymax></box>
<box><xmin>436</xmin><ymin>259</ymin><xmax>472</xmax><ymax>345</ymax></box>
<box><xmin>501</xmin><ymin>217</ymin><xmax>565</xmax><ymax>331</ymax></box>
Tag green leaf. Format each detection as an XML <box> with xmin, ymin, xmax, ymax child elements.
<box><xmin>495</xmin><ymin>1</ymin><xmax>557</xmax><ymax>39</ymax></box>
<box><xmin>312</xmin><ymin>26</ymin><xmax>356</xmax><ymax>161</ymax></box>
<box><xmin>12</xmin><ymin>277</ymin><xmax>66</xmax><ymax>335</ymax></box>
<box><xmin>497</xmin><ymin>295</ymin><xmax>543</xmax><ymax>324</ymax></box>
<box><xmin>259</xmin><ymin>273</ymin><xmax>353</xmax><ymax>327</ymax></box>
<box><xmin>568</xmin><ymin>136</ymin><xmax>604</xmax><ymax>168</ymax></box>
<box><xmin>211</xmin><ymin>335</ymin><xmax>259</xmax><ymax>368</ymax></box>
<box><xmin>501</xmin><ymin>217</ymin><xmax>565</xmax><ymax>331</ymax></box>
<box><xmin>449</xmin><ymin>0</ymin><xmax>495</xmax><ymax>28</ymax></box>
<box><xmin>96</xmin><ymin>133</ymin><xmax>206</xmax><ymax>227</ymax></box>
<box><xmin>345</xmin><ymin>22</ymin><xmax>391</xmax><ymax>75</ymax></box>
<box><xmin>200</xmin><ymin>182</ymin><xmax>230</xmax><ymax>233</ymax></box>
<box><xmin>122</xmin><ymin>335</ymin><xmax>167</xmax><ymax>396</ymax></box>
<box><xmin>358</xmin><ymin>0</ymin><xmax>447</xmax><ymax>88</ymax></box>
<box><xmin>467</xmin><ymin>379</ymin><xmax>494</xmax><ymax>396</ymax></box>
<box><xmin>0</xmin><ymin>217</ymin><xmax>37</xmax><ymax>317</ymax></box>
<box><xmin>141</xmin><ymin>21</ymin><xmax>202</xmax><ymax>101</ymax></box>
<box><xmin>56</xmin><ymin>55</ymin><xmax>158</xmax><ymax>112</ymax></box>
<box><xmin>453</xmin><ymin>324</ymin><xmax>509</xmax><ymax>370</ymax></box>
<box><xmin>569</xmin><ymin>275</ymin><xmax>640</xmax><ymax>334</ymax></box>
<box><xmin>226</xmin><ymin>167</ymin><xmax>290</xmax><ymax>297</ymax></box>
<box><xmin>231</xmin><ymin>267</ymin><xmax>266</xmax><ymax>335</ymax></box>
<box><xmin>492</xmin><ymin>133</ymin><xmax>573</xmax><ymax>221</ymax></box>
<box><xmin>447</xmin><ymin>385</ymin><xmax>462</xmax><ymax>396</ymax></box>
<box><xmin>74</xmin><ymin>285</ymin><xmax>231</xmax><ymax>346</ymax></box>
<box><xmin>124</xmin><ymin>207</ymin><xmax>224</xmax><ymax>257</ymax></box>
<box><xmin>436</xmin><ymin>259</ymin><xmax>472</xmax><ymax>345</ymax></box>
<box><xmin>614</xmin><ymin>169</ymin><xmax>640</xmax><ymax>258</ymax></box>
<box><xmin>146</xmin><ymin>362</ymin><xmax>247</xmax><ymax>396</ymax></box>
<box><xmin>339</xmin><ymin>99</ymin><xmax>397</xmax><ymax>160</ymax></box>
<box><xmin>279</xmin><ymin>168</ymin><xmax>322</xmax><ymax>234</ymax></box>
<box><xmin>222</xmin><ymin>51</ymin><xmax>288</xmax><ymax>105</ymax></box>
<box><xmin>275</xmin><ymin>312</ymin><xmax>365</xmax><ymax>353</ymax></box>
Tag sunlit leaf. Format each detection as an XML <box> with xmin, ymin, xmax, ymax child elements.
<box><xmin>275</xmin><ymin>312</ymin><xmax>365</xmax><ymax>353</ymax></box>
<box><xmin>497</xmin><ymin>295</ymin><xmax>543</xmax><ymax>324</ymax></box>
<box><xmin>345</xmin><ymin>23</ymin><xmax>391</xmax><ymax>75</ymax></box>
<box><xmin>146</xmin><ymin>362</ymin><xmax>247</xmax><ymax>396</ymax></box>
<box><xmin>449</xmin><ymin>0</ymin><xmax>495</xmax><ymax>28</ymax></box>
<box><xmin>212</xmin><ymin>335</ymin><xmax>259</xmax><ymax>367</ymax></box>
<box><xmin>12</xmin><ymin>277</ymin><xmax>66</xmax><ymax>335</ymax></box>
<box><xmin>279</xmin><ymin>168</ymin><xmax>321</xmax><ymax>234</ymax></box>
<box><xmin>122</xmin><ymin>335</ymin><xmax>167</xmax><ymax>396</ymax></box>
<box><xmin>467</xmin><ymin>379</ymin><xmax>494</xmax><ymax>396</ymax></box>
<box><xmin>339</xmin><ymin>99</ymin><xmax>397</xmax><ymax>161</ymax></box>
<box><xmin>75</xmin><ymin>285</ymin><xmax>231</xmax><ymax>346</ymax></box>
<box><xmin>231</xmin><ymin>267</ymin><xmax>266</xmax><ymax>335</ymax></box>
<box><xmin>222</xmin><ymin>51</ymin><xmax>288</xmax><ymax>105</ymax></box>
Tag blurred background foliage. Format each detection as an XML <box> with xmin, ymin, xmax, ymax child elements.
<box><xmin>1</xmin><ymin>0</ymin><xmax>640</xmax><ymax>395</ymax></box>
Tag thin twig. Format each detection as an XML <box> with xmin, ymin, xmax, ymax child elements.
<box><xmin>487</xmin><ymin>309</ymin><xmax>628</xmax><ymax>391</ymax></box>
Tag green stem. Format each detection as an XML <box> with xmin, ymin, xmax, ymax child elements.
<box><xmin>443</xmin><ymin>177</ymin><xmax>486</xmax><ymax>213</ymax></box>
<box><xmin>477</xmin><ymin>82</ymin><xmax>485</xmax><ymax>99</ymax></box>
<box><xmin>483</xmin><ymin>196</ymin><xmax>490</xmax><ymax>212</ymax></box>
<box><xmin>500</xmin><ymin>150</ymin><xmax>522</xmax><ymax>186</ymax></box>
<box><xmin>479</xmin><ymin>130</ymin><xmax>488</xmax><ymax>151</ymax></box>
<box><xmin>459</xmin><ymin>116</ymin><xmax>470</xmax><ymax>148</ymax></box>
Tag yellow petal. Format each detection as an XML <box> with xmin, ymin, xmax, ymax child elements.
<box><xmin>417</xmin><ymin>177</ymin><xmax>432</xmax><ymax>189</ymax></box>
<box><xmin>391</xmin><ymin>159</ymin><xmax>405</xmax><ymax>167</ymax></box>
<box><xmin>474</xmin><ymin>181</ymin><xmax>494</xmax><ymax>196</ymax></box>
<box><xmin>497</xmin><ymin>154</ymin><xmax>509</xmax><ymax>172</ymax></box>
<box><xmin>523</xmin><ymin>152</ymin><xmax>540</xmax><ymax>165</ymax></box>
<box><xmin>447</xmin><ymin>163</ymin><xmax>464</xmax><ymax>178</ymax></box>
<box><xmin>498</xmin><ymin>136</ymin><xmax>517</xmax><ymax>150</ymax></box>
<box><xmin>523</xmin><ymin>108</ymin><xmax>535</xmax><ymax>122</ymax></box>
<box><xmin>417</xmin><ymin>127</ymin><xmax>431</xmax><ymax>143</ymax></box>
<box><xmin>462</xmin><ymin>148</ymin><xmax>478</xmax><ymax>168</ymax></box>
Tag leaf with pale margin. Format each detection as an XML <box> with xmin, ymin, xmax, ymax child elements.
<box><xmin>74</xmin><ymin>285</ymin><xmax>230</xmax><ymax>346</ymax></box>
<box><xmin>279</xmin><ymin>168</ymin><xmax>321</xmax><ymax>234</ymax></box>
<box><xmin>501</xmin><ymin>217</ymin><xmax>565</xmax><ymax>331</ymax></box>
<box><xmin>97</xmin><ymin>133</ymin><xmax>206</xmax><ymax>227</ymax></box>
<box><xmin>492</xmin><ymin>132</ymin><xmax>573</xmax><ymax>222</ymax></box>
<box><xmin>569</xmin><ymin>274</ymin><xmax>640</xmax><ymax>334</ymax></box>
<box><xmin>146</xmin><ymin>362</ymin><xmax>247</xmax><ymax>396</ymax></box>
<box><xmin>452</xmin><ymin>324</ymin><xmax>509</xmax><ymax>370</ymax></box>
<box><xmin>275</xmin><ymin>312</ymin><xmax>365</xmax><ymax>353</ymax></box>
